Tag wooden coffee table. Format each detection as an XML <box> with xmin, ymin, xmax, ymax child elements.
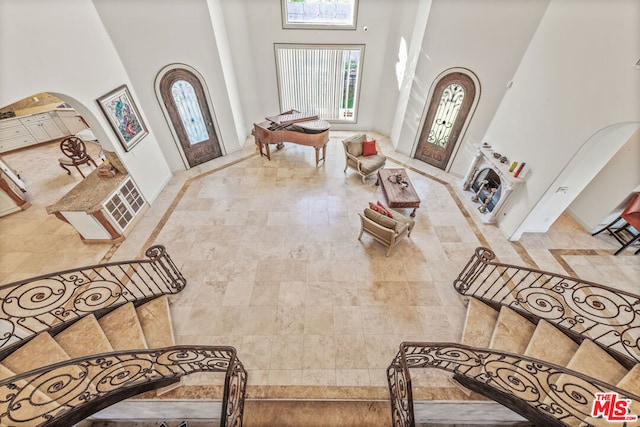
<box><xmin>376</xmin><ymin>168</ymin><xmax>421</xmax><ymax>217</ymax></box>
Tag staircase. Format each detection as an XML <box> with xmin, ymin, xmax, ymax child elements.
<box><xmin>0</xmin><ymin>246</ymin><xmax>246</xmax><ymax>426</ymax></box>
<box><xmin>388</xmin><ymin>247</ymin><xmax>640</xmax><ymax>427</ymax></box>
<box><xmin>5</xmin><ymin>245</ymin><xmax>639</xmax><ymax>426</ymax></box>
<box><xmin>461</xmin><ymin>300</ymin><xmax>640</xmax><ymax>426</ymax></box>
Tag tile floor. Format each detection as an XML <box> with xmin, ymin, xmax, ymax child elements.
<box><xmin>0</xmin><ymin>132</ymin><xmax>638</xmax><ymax>397</ymax></box>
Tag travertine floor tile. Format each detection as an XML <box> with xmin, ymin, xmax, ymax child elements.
<box><xmin>1</xmin><ymin>131</ymin><xmax>637</xmax><ymax>398</ymax></box>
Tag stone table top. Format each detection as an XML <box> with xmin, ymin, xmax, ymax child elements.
<box><xmin>46</xmin><ymin>153</ymin><xmax>128</xmax><ymax>214</ymax></box>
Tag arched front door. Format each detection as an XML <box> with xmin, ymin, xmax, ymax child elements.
<box><xmin>414</xmin><ymin>71</ymin><xmax>477</xmax><ymax>170</ymax></box>
<box><xmin>159</xmin><ymin>68</ymin><xmax>222</xmax><ymax>168</ymax></box>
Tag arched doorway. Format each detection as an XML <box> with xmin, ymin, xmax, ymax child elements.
<box><xmin>414</xmin><ymin>70</ymin><xmax>479</xmax><ymax>170</ymax></box>
<box><xmin>511</xmin><ymin>122</ymin><xmax>640</xmax><ymax>240</ymax></box>
<box><xmin>157</xmin><ymin>66</ymin><xmax>222</xmax><ymax>168</ymax></box>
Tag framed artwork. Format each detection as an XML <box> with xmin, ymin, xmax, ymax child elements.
<box><xmin>97</xmin><ymin>85</ymin><xmax>148</xmax><ymax>152</ymax></box>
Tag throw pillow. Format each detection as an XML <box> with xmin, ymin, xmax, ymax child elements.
<box><xmin>376</xmin><ymin>201</ymin><xmax>393</xmax><ymax>218</ymax></box>
<box><xmin>362</xmin><ymin>140</ymin><xmax>377</xmax><ymax>156</ymax></box>
<box><xmin>369</xmin><ymin>202</ymin><xmax>388</xmax><ymax>216</ymax></box>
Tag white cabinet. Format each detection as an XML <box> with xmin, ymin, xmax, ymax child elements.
<box><xmin>20</xmin><ymin>112</ymin><xmax>66</xmax><ymax>143</ymax></box>
<box><xmin>0</xmin><ymin>111</ymin><xmax>76</xmax><ymax>153</ymax></box>
<box><xmin>0</xmin><ymin>119</ymin><xmax>37</xmax><ymax>153</ymax></box>
<box><xmin>49</xmin><ymin>172</ymin><xmax>147</xmax><ymax>242</ymax></box>
<box><xmin>54</xmin><ymin>110</ymin><xmax>88</xmax><ymax>135</ymax></box>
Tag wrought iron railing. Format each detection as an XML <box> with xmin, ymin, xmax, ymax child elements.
<box><xmin>0</xmin><ymin>345</ymin><xmax>246</xmax><ymax>427</ymax></box>
<box><xmin>387</xmin><ymin>342</ymin><xmax>640</xmax><ymax>427</ymax></box>
<box><xmin>453</xmin><ymin>247</ymin><xmax>640</xmax><ymax>366</ymax></box>
<box><xmin>0</xmin><ymin>245</ymin><xmax>185</xmax><ymax>358</ymax></box>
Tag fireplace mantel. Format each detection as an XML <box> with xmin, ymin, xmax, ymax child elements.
<box><xmin>462</xmin><ymin>145</ymin><xmax>526</xmax><ymax>224</ymax></box>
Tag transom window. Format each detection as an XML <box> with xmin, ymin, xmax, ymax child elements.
<box><xmin>275</xmin><ymin>44</ymin><xmax>363</xmax><ymax>122</ymax></box>
<box><xmin>281</xmin><ymin>0</ymin><xmax>358</xmax><ymax>29</ymax></box>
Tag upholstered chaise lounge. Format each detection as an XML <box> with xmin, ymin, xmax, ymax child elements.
<box><xmin>358</xmin><ymin>207</ymin><xmax>415</xmax><ymax>256</ymax></box>
<box><xmin>342</xmin><ymin>133</ymin><xmax>387</xmax><ymax>183</ymax></box>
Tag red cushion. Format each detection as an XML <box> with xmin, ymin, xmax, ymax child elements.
<box><xmin>377</xmin><ymin>201</ymin><xmax>393</xmax><ymax>218</ymax></box>
<box><xmin>362</xmin><ymin>140</ymin><xmax>377</xmax><ymax>156</ymax></box>
<box><xmin>369</xmin><ymin>202</ymin><xmax>393</xmax><ymax>218</ymax></box>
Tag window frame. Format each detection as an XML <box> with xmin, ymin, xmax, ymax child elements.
<box><xmin>281</xmin><ymin>0</ymin><xmax>359</xmax><ymax>30</ymax></box>
<box><xmin>274</xmin><ymin>43</ymin><xmax>365</xmax><ymax>123</ymax></box>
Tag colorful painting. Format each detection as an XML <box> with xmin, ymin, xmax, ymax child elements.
<box><xmin>97</xmin><ymin>85</ymin><xmax>148</xmax><ymax>152</ymax></box>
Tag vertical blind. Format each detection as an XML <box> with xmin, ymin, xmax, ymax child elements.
<box><xmin>276</xmin><ymin>46</ymin><xmax>358</xmax><ymax>121</ymax></box>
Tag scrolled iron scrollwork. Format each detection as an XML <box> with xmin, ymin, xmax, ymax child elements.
<box><xmin>452</xmin><ymin>247</ymin><xmax>640</xmax><ymax>365</ymax></box>
<box><xmin>2</xmin><ymin>278</ymin><xmax>76</xmax><ymax>318</ymax></box>
<box><xmin>402</xmin><ymin>344</ymin><xmax>484</xmax><ymax>372</ymax></box>
<box><xmin>387</xmin><ymin>351</ymin><xmax>413</xmax><ymax>427</ymax></box>
<box><xmin>515</xmin><ymin>288</ymin><xmax>566</xmax><ymax>319</ymax></box>
<box><xmin>72</xmin><ymin>280</ymin><xmax>124</xmax><ymax>313</ymax></box>
<box><xmin>568</xmin><ymin>285</ymin><xmax>637</xmax><ymax>325</ymax></box>
<box><xmin>144</xmin><ymin>245</ymin><xmax>166</xmax><ymax>260</ymax></box>
<box><xmin>223</xmin><ymin>355</ymin><xmax>247</xmax><ymax>427</ymax></box>
<box><xmin>475</xmin><ymin>246</ymin><xmax>496</xmax><ymax>263</ymax></box>
<box><xmin>387</xmin><ymin>342</ymin><xmax>640</xmax><ymax>427</ymax></box>
<box><xmin>0</xmin><ymin>246</ymin><xmax>185</xmax><ymax>358</ymax></box>
<box><xmin>0</xmin><ymin>346</ymin><xmax>247</xmax><ymax>427</ymax></box>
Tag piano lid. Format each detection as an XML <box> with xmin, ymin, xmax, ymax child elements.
<box><xmin>290</xmin><ymin>119</ymin><xmax>330</xmax><ymax>134</ymax></box>
<box><xmin>266</xmin><ymin>109</ymin><xmax>318</xmax><ymax>126</ymax></box>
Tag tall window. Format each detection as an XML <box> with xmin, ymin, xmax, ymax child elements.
<box><xmin>275</xmin><ymin>44</ymin><xmax>363</xmax><ymax>122</ymax></box>
<box><xmin>282</xmin><ymin>0</ymin><xmax>358</xmax><ymax>29</ymax></box>
<box><xmin>171</xmin><ymin>80</ymin><xmax>209</xmax><ymax>145</ymax></box>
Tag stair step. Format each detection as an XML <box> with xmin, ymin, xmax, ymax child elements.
<box><xmin>55</xmin><ymin>314</ymin><xmax>114</xmax><ymax>358</ymax></box>
<box><xmin>0</xmin><ymin>363</ymin><xmax>16</xmax><ymax>381</ymax></box>
<box><xmin>581</xmin><ymin>363</ymin><xmax>640</xmax><ymax>427</ymax></box>
<box><xmin>617</xmin><ymin>364</ymin><xmax>640</xmax><ymax>395</ymax></box>
<box><xmin>137</xmin><ymin>296</ymin><xmax>175</xmax><ymax>348</ymax></box>
<box><xmin>523</xmin><ymin>319</ymin><xmax>578</xmax><ymax>367</ymax></box>
<box><xmin>2</xmin><ymin>332</ymin><xmax>69</xmax><ymax>374</ymax></box>
<box><xmin>460</xmin><ymin>298</ymin><xmax>499</xmax><ymax>348</ymax></box>
<box><xmin>489</xmin><ymin>306</ymin><xmax>536</xmax><ymax>354</ymax></box>
<box><xmin>0</xmin><ymin>365</ymin><xmax>62</xmax><ymax>426</ymax></box>
<box><xmin>0</xmin><ymin>334</ymin><xmax>78</xmax><ymax>426</ymax></box>
<box><xmin>99</xmin><ymin>302</ymin><xmax>148</xmax><ymax>350</ymax></box>
<box><xmin>566</xmin><ymin>339</ymin><xmax>627</xmax><ymax>385</ymax></box>
<box><xmin>544</xmin><ymin>340</ymin><xmax>630</xmax><ymax>427</ymax></box>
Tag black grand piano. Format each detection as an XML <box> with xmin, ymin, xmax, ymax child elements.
<box><xmin>253</xmin><ymin>110</ymin><xmax>330</xmax><ymax>167</ymax></box>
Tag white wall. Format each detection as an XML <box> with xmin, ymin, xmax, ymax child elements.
<box><xmin>484</xmin><ymin>0</ymin><xmax>640</xmax><ymax>239</ymax></box>
<box><xmin>394</xmin><ymin>0</ymin><xmax>550</xmax><ymax>178</ymax></box>
<box><xmin>567</xmin><ymin>129</ymin><xmax>640</xmax><ymax>232</ymax></box>
<box><xmin>219</xmin><ymin>0</ymin><xmax>421</xmax><ymax>134</ymax></box>
<box><xmin>516</xmin><ymin>123</ymin><xmax>639</xmax><ymax>236</ymax></box>
<box><xmin>93</xmin><ymin>0</ymin><xmax>244</xmax><ymax>172</ymax></box>
<box><xmin>0</xmin><ymin>0</ymin><xmax>172</xmax><ymax>203</ymax></box>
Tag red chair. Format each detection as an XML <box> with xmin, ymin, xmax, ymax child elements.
<box><xmin>592</xmin><ymin>193</ymin><xmax>640</xmax><ymax>255</ymax></box>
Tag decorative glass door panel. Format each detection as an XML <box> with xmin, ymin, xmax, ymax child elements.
<box><xmin>414</xmin><ymin>72</ymin><xmax>476</xmax><ymax>170</ymax></box>
<box><xmin>171</xmin><ymin>80</ymin><xmax>210</xmax><ymax>145</ymax></box>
